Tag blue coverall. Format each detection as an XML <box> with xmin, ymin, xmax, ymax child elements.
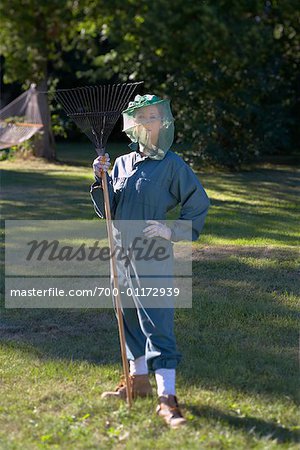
<box><xmin>90</xmin><ymin>146</ymin><xmax>210</xmax><ymax>372</ymax></box>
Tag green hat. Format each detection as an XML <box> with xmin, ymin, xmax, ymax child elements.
<box><xmin>122</xmin><ymin>94</ymin><xmax>175</xmax><ymax>160</ymax></box>
<box><xmin>122</xmin><ymin>94</ymin><xmax>166</xmax><ymax>116</ymax></box>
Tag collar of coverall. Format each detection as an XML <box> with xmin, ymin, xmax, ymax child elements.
<box><xmin>128</xmin><ymin>142</ymin><xmax>169</xmax><ymax>161</ymax></box>
<box><xmin>128</xmin><ymin>142</ymin><xmax>148</xmax><ymax>160</ymax></box>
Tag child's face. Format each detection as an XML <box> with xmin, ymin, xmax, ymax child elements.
<box><xmin>134</xmin><ymin>105</ymin><xmax>162</xmax><ymax>146</ymax></box>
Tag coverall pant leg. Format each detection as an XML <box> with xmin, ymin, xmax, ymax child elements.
<box><xmin>113</xmin><ymin>287</ymin><xmax>182</xmax><ymax>373</ymax></box>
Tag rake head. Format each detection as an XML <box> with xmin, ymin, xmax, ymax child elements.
<box><xmin>55</xmin><ymin>82</ymin><xmax>143</xmax><ymax>155</ymax></box>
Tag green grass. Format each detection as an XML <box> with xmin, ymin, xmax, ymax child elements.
<box><xmin>0</xmin><ymin>142</ymin><xmax>299</xmax><ymax>449</ymax></box>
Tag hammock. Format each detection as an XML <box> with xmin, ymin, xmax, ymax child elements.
<box><xmin>0</xmin><ymin>84</ymin><xmax>43</xmax><ymax>150</ymax></box>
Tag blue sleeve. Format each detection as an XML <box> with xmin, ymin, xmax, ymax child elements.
<box><xmin>168</xmin><ymin>164</ymin><xmax>210</xmax><ymax>241</ymax></box>
<box><xmin>90</xmin><ymin>172</ymin><xmax>117</xmax><ymax>219</ymax></box>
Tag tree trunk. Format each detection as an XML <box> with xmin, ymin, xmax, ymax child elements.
<box><xmin>34</xmin><ymin>79</ymin><xmax>56</xmax><ymax>160</ymax></box>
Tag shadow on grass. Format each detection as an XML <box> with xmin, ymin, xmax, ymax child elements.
<box><xmin>2</xmin><ymin>166</ymin><xmax>299</xmax><ymax>243</ymax></box>
<box><xmin>200</xmin><ymin>167</ymin><xmax>300</xmax><ymax>190</ymax></box>
<box><xmin>175</xmin><ymin>246</ymin><xmax>299</xmax><ymax>400</ymax></box>
<box><xmin>0</xmin><ymin>247</ymin><xmax>298</xmax><ymax>402</ymax></box>
<box><xmin>187</xmin><ymin>404</ymin><xmax>300</xmax><ymax>444</ymax></box>
<box><xmin>0</xmin><ymin>163</ymin><xmax>299</xmax><ymax>443</ymax></box>
<box><xmin>0</xmin><ymin>309</ymin><xmax>121</xmax><ymax>365</ymax></box>
<box><xmin>1</xmin><ymin>169</ymin><xmax>95</xmax><ymax>219</ymax></box>
<box><xmin>201</xmin><ymin>167</ymin><xmax>299</xmax><ymax>245</ymax></box>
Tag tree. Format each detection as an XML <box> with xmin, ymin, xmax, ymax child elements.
<box><xmin>0</xmin><ymin>0</ymin><xmax>90</xmax><ymax>159</ymax></box>
<box><xmin>1</xmin><ymin>1</ymin><xmax>298</xmax><ymax>167</ymax></box>
<box><xmin>78</xmin><ymin>0</ymin><xmax>299</xmax><ymax>168</ymax></box>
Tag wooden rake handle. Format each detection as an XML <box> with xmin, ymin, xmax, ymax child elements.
<box><xmin>100</xmin><ymin>169</ymin><xmax>132</xmax><ymax>408</ymax></box>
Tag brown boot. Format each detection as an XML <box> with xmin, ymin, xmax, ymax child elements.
<box><xmin>156</xmin><ymin>395</ymin><xmax>187</xmax><ymax>428</ymax></box>
<box><xmin>101</xmin><ymin>374</ymin><xmax>153</xmax><ymax>400</ymax></box>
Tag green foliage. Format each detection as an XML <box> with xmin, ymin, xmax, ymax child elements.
<box><xmin>1</xmin><ymin>0</ymin><xmax>298</xmax><ymax>167</ymax></box>
<box><xmin>51</xmin><ymin>113</ymin><xmax>67</xmax><ymax>138</ymax></box>
<box><xmin>77</xmin><ymin>0</ymin><xmax>299</xmax><ymax>168</ymax></box>
<box><xmin>0</xmin><ymin>1</ymin><xmax>69</xmax><ymax>84</ymax></box>
<box><xmin>47</xmin><ymin>78</ymin><xmax>68</xmax><ymax>139</ymax></box>
<box><xmin>3</xmin><ymin>115</ymin><xmax>25</xmax><ymax>124</ymax></box>
<box><xmin>0</xmin><ymin>138</ymin><xmax>36</xmax><ymax>161</ymax></box>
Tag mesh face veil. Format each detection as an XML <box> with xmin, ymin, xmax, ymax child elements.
<box><xmin>122</xmin><ymin>94</ymin><xmax>174</xmax><ymax>160</ymax></box>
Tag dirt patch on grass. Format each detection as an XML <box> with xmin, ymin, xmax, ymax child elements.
<box><xmin>1</xmin><ymin>246</ymin><xmax>298</xmax><ymax>343</ymax></box>
<box><xmin>193</xmin><ymin>245</ymin><xmax>299</xmax><ymax>261</ymax></box>
<box><xmin>0</xmin><ymin>310</ymin><xmax>115</xmax><ymax>342</ymax></box>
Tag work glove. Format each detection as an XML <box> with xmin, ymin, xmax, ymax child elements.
<box><xmin>143</xmin><ymin>220</ymin><xmax>172</xmax><ymax>240</ymax></box>
<box><xmin>93</xmin><ymin>153</ymin><xmax>110</xmax><ymax>179</ymax></box>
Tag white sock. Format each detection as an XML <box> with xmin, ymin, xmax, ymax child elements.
<box><xmin>129</xmin><ymin>355</ymin><xmax>148</xmax><ymax>375</ymax></box>
<box><xmin>155</xmin><ymin>368</ymin><xmax>176</xmax><ymax>396</ymax></box>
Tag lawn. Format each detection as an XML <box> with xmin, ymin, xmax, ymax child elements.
<box><xmin>0</xmin><ymin>141</ymin><xmax>299</xmax><ymax>449</ymax></box>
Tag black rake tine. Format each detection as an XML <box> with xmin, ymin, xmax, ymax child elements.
<box><xmin>65</xmin><ymin>89</ymin><xmax>78</xmax><ymax>114</ymax></box>
<box><xmin>115</xmin><ymin>83</ymin><xmax>124</xmax><ymax>111</ymax></box>
<box><xmin>54</xmin><ymin>81</ymin><xmax>143</xmax><ymax>149</ymax></box>
<box><xmin>110</xmin><ymin>84</ymin><xmax>117</xmax><ymax>111</ymax></box>
<box><xmin>65</xmin><ymin>88</ymin><xmax>80</xmax><ymax>115</ymax></box>
<box><xmin>122</xmin><ymin>83</ymin><xmax>136</xmax><ymax>109</ymax></box>
<box><xmin>107</xmin><ymin>84</ymin><xmax>111</xmax><ymax>109</ymax></box>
